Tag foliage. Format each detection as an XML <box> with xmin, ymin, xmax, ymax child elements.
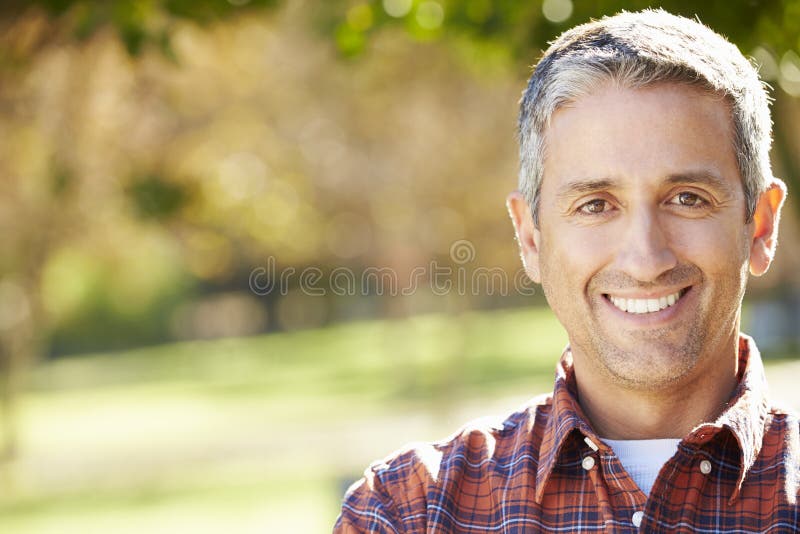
<box><xmin>2</xmin><ymin>0</ymin><xmax>279</xmax><ymax>57</ymax></box>
<box><xmin>127</xmin><ymin>174</ymin><xmax>193</xmax><ymax>221</ymax></box>
<box><xmin>323</xmin><ymin>0</ymin><xmax>799</xmax><ymax>61</ymax></box>
<box><xmin>9</xmin><ymin>1</ymin><xmax>799</xmax><ymax>67</ymax></box>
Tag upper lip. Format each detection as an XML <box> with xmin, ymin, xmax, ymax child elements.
<box><xmin>603</xmin><ymin>286</ymin><xmax>691</xmax><ymax>300</ymax></box>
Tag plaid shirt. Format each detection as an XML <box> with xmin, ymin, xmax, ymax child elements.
<box><xmin>334</xmin><ymin>334</ymin><xmax>800</xmax><ymax>533</ymax></box>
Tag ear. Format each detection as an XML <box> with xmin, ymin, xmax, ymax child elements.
<box><xmin>749</xmin><ymin>178</ymin><xmax>787</xmax><ymax>277</ymax></box>
<box><xmin>506</xmin><ymin>191</ymin><xmax>542</xmax><ymax>283</ymax></box>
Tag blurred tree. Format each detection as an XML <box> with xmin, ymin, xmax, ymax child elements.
<box><xmin>0</xmin><ymin>0</ymin><xmax>798</xmax><ymax>465</ymax></box>
<box><xmin>0</xmin><ymin>0</ymin><xmax>290</xmax><ymax>462</ymax></box>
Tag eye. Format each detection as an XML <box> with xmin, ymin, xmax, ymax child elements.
<box><xmin>577</xmin><ymin>198</ymin><xmax>612</xmax><ymax>215</ymax></box>
<box><xmin>669</xmin><ymin>191</ymin><xmax>709</xmax><ymax>208</ymax></box>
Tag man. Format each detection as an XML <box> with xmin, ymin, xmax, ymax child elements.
<box><xmin>335</xmin><ymin>9</ymin><xmax>796</xmax><ymax>532</ymax></box>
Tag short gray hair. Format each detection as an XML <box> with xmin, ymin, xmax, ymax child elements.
<box><xmin>518</xmin><ymin>9</ymin><xmax>773</xmax><ymax>225</ymax></box>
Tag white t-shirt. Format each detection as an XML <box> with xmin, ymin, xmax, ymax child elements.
<box><xmin>602</xmin><ymin>438</ymin><xmax>681</xmax><ymax>497</ymax></box>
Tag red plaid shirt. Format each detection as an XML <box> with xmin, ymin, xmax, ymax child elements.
<box><xmin>334</xmin><ymin>335</ymin><xmax>800</xmax><ymax>533</ymax></box>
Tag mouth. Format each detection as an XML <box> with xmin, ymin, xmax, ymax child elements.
<box><xmin>603</xmin><ymin>287</ymin><xmax>691</xmax><ymax>314</ymax></box>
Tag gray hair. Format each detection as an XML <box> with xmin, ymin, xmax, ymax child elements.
<box><xmin>518</xmin><ymin>9</ymin><xmax>773</xmax><ymax>225</ymax></box>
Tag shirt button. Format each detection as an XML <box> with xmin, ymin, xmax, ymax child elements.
<box><xmin>632</xmin><ymin>510</ymin><xmax>644</xmax><ymax>528</ymax></box>
<box><xmin>581</xmin><ymin>455</ymin><xmax>595</xmax><ymax>471</ymax></box>
<box><xmin>700</xmin><ymin>459</ymin><xmax>712</xmax><ymax>474</ymax></box>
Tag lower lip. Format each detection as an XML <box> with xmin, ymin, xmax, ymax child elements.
<box><xmin>601</xmin><ymin>287</ymin><xmax>694</xmax><ymax>327</ymax></box>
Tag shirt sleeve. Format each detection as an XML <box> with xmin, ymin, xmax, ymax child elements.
<box><xmin>333</xmin><ymin>438</ymin><xmax>460</xmax><ymax>532</ymax></box>
<box><xmin>333</xmin><ymin>462</ymin><xmax>406</xmax><ymax>534</ymax></box>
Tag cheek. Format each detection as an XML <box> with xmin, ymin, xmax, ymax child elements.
<box><xmin>668</xmin><ymin>219</ymin><xmax>750</xmax><ymax>278</ymax></box>
<box><xmin>539</xmin><ymin>227</ymin><xmax>614</xmax><ymax>293</ymax></box>
<box><xmin>551</xmin><ymin>224</ymin><xmax>616</xmax><ymax>264</ymax></box>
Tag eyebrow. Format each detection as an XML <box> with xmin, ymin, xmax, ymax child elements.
<box><xmin>555</xmin><ymin>178</ymin><xmax>618</xmax><ymax>201</ymax></box>
<box><xmin>664</xmin><ymin>171</ymin><xmax>735</xmax><ymax>196</ymax></box>
<box><xmin>555</xmin><ymin>170</ymin><xmax>735</xmax><ymax>201</ymax></box>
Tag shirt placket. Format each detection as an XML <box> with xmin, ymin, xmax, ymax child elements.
<box><xmin>582</xmin><ymin>436</ymin><xmax>648</xmax><ymax>533</ymax></box>
<box><xmin>641</xmin><ymin>437</ymin><xmax>729</xmax><ymax>533</ymax></box>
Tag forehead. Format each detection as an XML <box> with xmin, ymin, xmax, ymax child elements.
<box><xmin>540</xmin><ymin>82</ymin><xmax>741</xmax><ymax>195</ymax></box>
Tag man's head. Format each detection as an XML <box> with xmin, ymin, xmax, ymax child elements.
<box><xmin>507</xmin><ymin>9</ymin><xmax>786</xmax><ymax>393</ymax></box>
<box><xmin>518</xmin><ymin>8</ymin><xmax>772</xmax><ymax>227</ymax></box>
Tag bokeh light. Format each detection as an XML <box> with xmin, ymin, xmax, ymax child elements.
<box><xmin>542</xmin><ymin>0</ymin><xmax>573</xmax><ymax>23</ymax></box>
<box><xmin>383</xmin><ymin>0</ymin><xmax>413</xmax><ymax>18</ymax></box>
<box><xmin>416</xmin><ymin>1</ymin><xmax>445</xmax><ymax>30</ymax></box>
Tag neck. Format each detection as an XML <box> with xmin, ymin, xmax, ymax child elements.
<box><xmin>571</xmin><ymin>335</ymin><xmax>740</xmax><ymax>440</ymax></box>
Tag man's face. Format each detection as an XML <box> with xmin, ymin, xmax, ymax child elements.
<box><xmin>509</xmin><ymin>83</ymin><xmax>781</xmax><ymax>390</ymax></box>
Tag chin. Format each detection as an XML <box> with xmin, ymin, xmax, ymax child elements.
<box><xmin>607</xmin><ymin>363</ymin><xmax>694</xmax><ymax>391</ymax></box>
<box><xmin>594</xmin><ymin>337</ymin><xmax>700</xmax><ymax>390</ymax></box>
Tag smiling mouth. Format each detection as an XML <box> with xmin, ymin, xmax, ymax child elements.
<box><xmin>604</xmin><ymin>287</ymin><xmax>691</xmax><ymax>314</ymax></box>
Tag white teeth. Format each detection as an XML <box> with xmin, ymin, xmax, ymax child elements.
<box><xmin>608</xmin><ymin>290</ymin><xmax>684</xmax><ymax>314</ymax></box>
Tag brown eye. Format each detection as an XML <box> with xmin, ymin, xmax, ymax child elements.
<box><xmin>673</xmin><ymin>192</ymin><xmax>707</xmax><ymax>207</ymax></box>
<box><xmin>580</xmin><ymin>199</ymin><xmax>609</xmax><ymax>214</ymax></box>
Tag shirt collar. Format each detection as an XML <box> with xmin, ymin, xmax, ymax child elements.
<box><xmin>533</xmin><ymin>334</ymin><xmax>768</xmax><ymax>504</ymax></box>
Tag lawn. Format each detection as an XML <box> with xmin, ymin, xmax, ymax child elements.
<box><xmin>0</xmin><ymin>306</ymin><xmax>796</xmax><ymax>533</ymax></box>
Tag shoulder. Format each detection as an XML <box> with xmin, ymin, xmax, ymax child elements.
<box><xmin>381</xmin><ymin>393</ymin><xmax>553</xmax><ymax>480</ymax></box>
<box><xmin>335</xmin><ymin>394</ymin><xmax>553</xmax><ymax>532</ymax></box>
<box><xmin>759</xmin><ymin>401</ymin><xmax>800</xmax><ymax>470</ymax></box>
<box><xmin>766</xmin><ymin>400</ymin><xmax>800</xmax><ymax>430</ymax></box>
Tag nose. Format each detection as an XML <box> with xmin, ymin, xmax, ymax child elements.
<box><xmin>613</xmin><ymin>207</ymin><xmax>678</xmax><ymax>283</ymax></box>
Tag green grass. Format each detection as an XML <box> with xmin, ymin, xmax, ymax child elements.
<box><xmin>5</xmin><ymin>307</ymin><xmax>796</xmax><ymax>533</ymax></box>
<box><xmin>1</xmin><ymin>473</ymin><xmax>341</xmax><ymax>534</ymax></box>
<box><xmin>0</xmin><ymin>307</ymin><xmax>568</xmax><ymax>533</ymax></box>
